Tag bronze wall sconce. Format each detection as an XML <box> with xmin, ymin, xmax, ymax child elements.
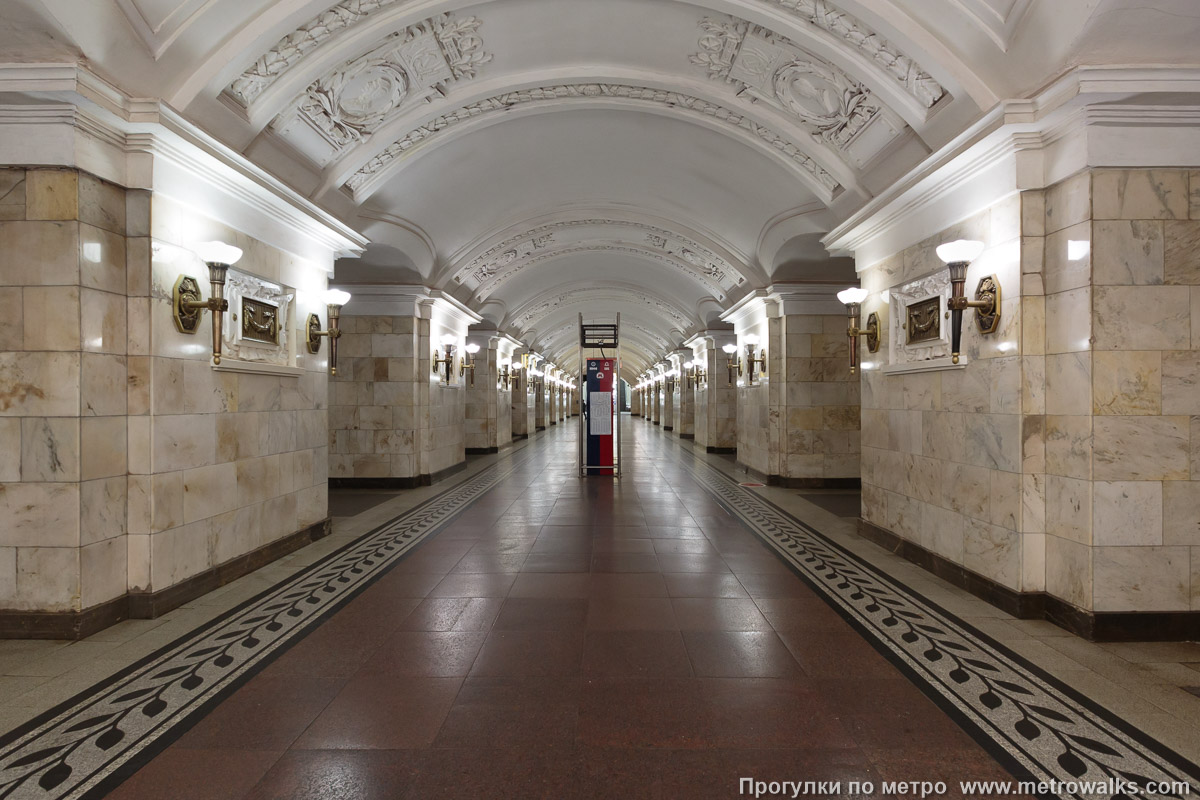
<box><xmin>460</xmin><ymin>343</ymin><xmax>481</xmax><ymax>386</ymax></box>
<box><xmin>836</xmin><ymin>287</ymin><xmax>879</xmax><ymax>374</ymax></box>
<box><xmin>744</xmin><ymin>334</ymin><xmax>767</xmax><ymax>385</ymax></box>
<box><xmin>937</xmin><ymin>240</ymin><xmax>999</xmax><ymax>364</ymax></box>
<box><xmin>721</xmin><ymin>343</ymin><xmax>741</xmax><ymax>386</ymax></box>
<box><xmin>686</xmin><ymin>360</ymin><xmax>707</xmax><ymax>389</ymax></box>
<box><xmin>173</xmin><ymin>241</ymin><xmax>241</xmax><ymax>365</ymax></box>
<box><xmin>306</xmin><ymin>288</ymin><xmax>351</xmax><ymax>375</ymax></box>
<box><xmin>499</xmin><ymin>364</ymin><xmax>512</xmax><ymax>390</ymax></box>
<box><xmin>433</xmin><ymin>334</ymin><xmax>457</xmax><ymax>383</ymax></box>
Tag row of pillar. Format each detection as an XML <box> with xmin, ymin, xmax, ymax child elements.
<box><xmin>631</xmin><ymin>285</ymin><xmax>861</xmax><ymax>487</ymax></box>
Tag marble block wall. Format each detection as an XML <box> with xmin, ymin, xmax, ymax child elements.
<box><xmin>1055</xmin><ymin>168</ymin><xmax>1199</xmax><ymax>613</ymax></box>
<box><xmin>534</xmin><ymin>380</ymin><xmax>547</xmax><ymax>430</ymax></box>
<box><xmin>421</xmin><ymin>318</ymin><xmax>467</xmax><ymax>476</ymax></box>
<box><xmin>664</xmin><ymin>385</ymin><xmax>676</xmax><ymax>431</ymax></box>
<box><xmin>697</xmin><ymin>349</ymin><xmax>737</xmax><ymax>451</ymax></box>
<box><xmin>329</xmin><ymin>313</ymin><xmax>468</xmax><ymax>481</ymax></box>
<box><xmin>734</xmin><ymin>319</ymin><xmax>779</xmax><ymax>476</ymax></box>
<box><xmin>329</xmin><ymin>315</ymin><xmax>421</xmax><ymax>479</ymax></box>
<box><xmin>137</xmin><ymin>194</ymin><xmax>330</xmax><ymax>597</ymax></box>
<box><xmin>0</xmin><ymin>168</ymin><xmax>130</xmax><ymax>612</ymax></box>
<box><xmin>511</xmin><ymin>374</ymin><xmax>534</xmax><ymax>438</ymax></box>
<box><xmin>780</xmin><ymin>314</ymin><xmax>861</xmax><ymax>483</ymax></box>
<box><xmin>858</xmin><ymin>195</ymin><xmax>1028</xmax><ymax>593</ymax></box>
<box><xmin>677</xmin><ymin>381</ymin><xmax>695</xmax><ymax>438</ymax></box>
<box><xmin>465</xmin><ymin>343</ymin><xmax>502</xmax><ymax>453</ymax></box>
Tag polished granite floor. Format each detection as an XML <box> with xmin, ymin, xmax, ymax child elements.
<box><xmin>3</xmin><ymin>420</ymin><xmax>1199</xmax><ymax>800</ymax></box>
<box><xmin>96</xmin><ymin>422</ymin><xmax>1018</xmax><ymax>800</ymax></box>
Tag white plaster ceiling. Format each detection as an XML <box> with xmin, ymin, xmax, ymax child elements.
<box><xmin>9</xmin><ymin>0</ymin><xmax>1200</xmax><ymax>374</ymax></box>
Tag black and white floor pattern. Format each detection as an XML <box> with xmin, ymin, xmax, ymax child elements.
<box><xmin>0</xmin><ymin>430</ymin><xmax>1196</xmax><ymax>800</ymax></box>
<box><xmin>0</xmin><ymin>454</ymin><xmax>528</xmax><ymax>800</ymax></box>
<box><xmin>678</xmin><ymin>451</ymin><xmax>1200</xmax><ymax>800</ymax></box>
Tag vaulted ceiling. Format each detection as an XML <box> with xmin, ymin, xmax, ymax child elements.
<box><xmin>8</xmin><ymin>0</ymin><xmax>1200</xmax><ymax>374</ymax></box>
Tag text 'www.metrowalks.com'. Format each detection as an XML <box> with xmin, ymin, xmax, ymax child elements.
<box><xmin>739</xmin><ymin>778</ymin><xmax>1193</xmax><ymax>798</ymax></box>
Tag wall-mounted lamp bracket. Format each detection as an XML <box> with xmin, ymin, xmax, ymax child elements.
<box><xmin>172</xmin><ymin>258</ymin><xmax>231</xmax><ymax>365</ymax></box>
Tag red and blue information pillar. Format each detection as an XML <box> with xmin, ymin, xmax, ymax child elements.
<box><xmin>585</xmin><ymin>358</ymin><xmax>614</xmax><ymax>476</ymax></box>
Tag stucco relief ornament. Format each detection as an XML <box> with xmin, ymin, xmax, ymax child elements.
<box><xmin>689</xmin><ymin>18</ymin><xmax>746</xmax><ymax>79</ymax></box>
<box><xmin>345</xmin><ymin>84</ymin><xmax>840</xmax><ymax>194</ymax></box>
<box><xmin>690</xmin><ymin>18</ymin><xmax>879</xmax><ymax>149</ymax></box>
<box><xmin>773</xmin><ymin>61</ymin><xmax>876</xmax><ymax>148</ymax></box>
<box><xmin>762</xmin><ymin>0</ymin><xmax>945</xmax><ymax>107</ymax></box>
<box><xmin>229</xmin><ymin>0</ymin><xmax>409</xmax><ymax>105</ymax></box>
<box><xmin>294</xmin><ymin>14</ymin><xmax>491</xmax><ymax>148</ymax></box>
<box><xmin>301</xmin><ymin>59</ymin><xmax>409</xmax><ymax>146</ymax></box>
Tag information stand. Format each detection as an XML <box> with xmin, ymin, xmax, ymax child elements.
<box><xmin>584</xmin><ymin>358</ymin><xmax>615</xmax><ymax>475</ymax></box>
<box><xmin>578</xmin><ymin>314</ymin><xmax>621</xmax><ymax>477</ymax></box>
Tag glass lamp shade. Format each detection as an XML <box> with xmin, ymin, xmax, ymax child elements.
<box><xmin>721</xmin><ymin>343</ymin><xmax>738</xmax><ymax>354</ymax></box>
<box><xmin>324</xmin><ymin>289</ymin><xmax>352</xmax><ymax>307</ymax></box>
<box><xmin>195</xmin><ymin>241</ymin><xmax>243</xmax><ymax>266</ymax></box>
<box><xmin>465</xmin><ymin>343</ymin><xmax>481</xmax><ymax>354</ymax></box>
<box><xmin>743</xmin><ymin>333</ymin><xmax>760</xmax><ymax>346</ymax></box>
<box><xmin>441</xmin><ymin>333</ymin><xmax>457</xmax><ymax>346</ymax></box>
<box><xmin>837</xmin><ymin>287</ymin><xmax>869</xmax><ymax>305</ymax></box>
<box><xmin>935</xmin><ymin>240</ymin><xmax>985</xmax><ymax>265</ymax></box>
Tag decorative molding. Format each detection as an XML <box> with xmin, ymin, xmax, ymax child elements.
<box><xmin>879</xmin><ymin>355</ymin><xmax>967</xmax><ymax>375</ymax></box>
<box><xmin>888</xmin><ymin>270</ymin><xmax>953</xmax><ymax>366</ymax></box>
<box><xmin>212</xmin><ymin>359</ymin><xmax>305</xmax><ymax>378</ymax></box>
<box><xmin>510</xmin><ymin>286</ymin><xmax>693</xmax><ymax>331</ymax></box>
<box><xmin>0</xmin><ymin>65</ymin><xmax>367</xmax><ymax>267</ymax></box>
<box><xmin>271</xmin><ymin>14</ymin><xmax>492</xmax><ymax>162</ymax></box>
<box><xmin>227</xmin><ymin>0</ymin><xmax>444</xmax><ymax>106</ymax></box>
<box><xmin>759</xmin><ymin>0</ymin><xmax>945</xmax><ymax>109</ymax></box>
<box><xmin>691</xmin><ymin>17</ymin><xmax>885</xmax><ymax>150</ymax></box>
<box><xmin>473</xmin><ymin>242</ymin><xmax>733</xmax><ymax>302</ymax></box>
<box><xmin>451</xmin><ymin>217</ymin><xmax>750</xmax><ymax>299</ymax></box>
<box><xmin>223</xmin><ymin>270</ymin><xmax>293</xmax><ymax>365</ymax></box>
<box><xmin>344</xmin><ymin>83</ymin><xmax>841</xmax><ymax>197</ymax></box>
<box><xmin>824</xmin><ymin>66</ymin><xmax>1200</xmax><ymax>268</ymax></box>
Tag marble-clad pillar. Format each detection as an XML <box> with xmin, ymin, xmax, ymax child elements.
<box><xmin>534</xmin><ymin>366</ymin><xmax>547</xmax><ymax>431</ymax></box>
<box><xmin>0</xmin><ymin>166</ymin><xmax>352</xmax><ymax>637</ymax></box>
<box><xmin>662</xmin><ymin>359</ymin><xmax>676</xmax><ymax>432</ymax></box>
<box><xmin>672</xmin><ymin>348</ymin><xmax>695</xmax><ymax>439</ymax></box>
<box><xmin>689</xmin><ymin>331</ymin><xmax>737</xmax><ymax>453</ymax></box>
<box><xmin>330</xmin><ymin>287</ymin><xmax>481</xmax><ymax>486</ymax></box>
<box><xmin>510</xmin><ymin>350</ymin><xmax>534</xmax><ymax>439</ymax></box>
<box><xmin>0</xmin><ymin>167</ymin><xmax>130</xmax><ymax>622</ymax></box>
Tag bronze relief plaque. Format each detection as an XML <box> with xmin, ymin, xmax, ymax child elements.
<box><xmin>241</xmin><ymin>297</ymin><xmax>279</xmax><ymax>344</ymax></box>
<box><xmin>905</xmin><ymin>296</ymin><xmax>940</xmax><ymax>345</ymax></box>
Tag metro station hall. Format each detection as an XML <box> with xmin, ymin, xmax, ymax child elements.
<box><xmin>0</xmin><ymin>1</ymin><xmax>1199</xmax><ymax>798</ymax></box>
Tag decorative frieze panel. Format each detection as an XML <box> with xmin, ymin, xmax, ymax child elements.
<box><xmin>453</xmin><ymin>219</ymin><xmax>745</xmax><ymax>300</ymax></box>
<box><xmin>269</xmin><ymin>14</ymin><xmax>491</xmax><ymax>165</ymax></box>
<box><xmin>223</xmin><ymin>270</ymin><xmax>294</xmax><ymax>365</ymax></box>
<box><xmin>483</xmin><ymin>244</ymin><xmax>730</xmax><ymax>302</ymax></box>
<box><xmin>464</xmin><ymin>233</ymin><xmax>555</xmax><ymax>283</ymax></box>
<box><xmin>344</xmin><ymin>84</ymin><xmax>841</xmax><ymax>196</ymax></box>
<box><xmin>887</xmin><ymin>270</ymin><xmax>953</xmax><ymax>367</ymax></box>
<box><xmin>228</xmin><ymin>0</ymin><xmax>433</xmax><ymax>106</ymax></box>
<box><xmin>760</xmin><ymin>0</ymin><xmax>946</xmax><ymax>109</ymax></box>
<box><xmin>512</xmin><ymin>289</ymin><xmax>692</xmax><ymax>331</ymax></box>
<box><xmin>690</xmin><ymin>17</ymin><xmax>903</xmax><ymax>163</ymax></box>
